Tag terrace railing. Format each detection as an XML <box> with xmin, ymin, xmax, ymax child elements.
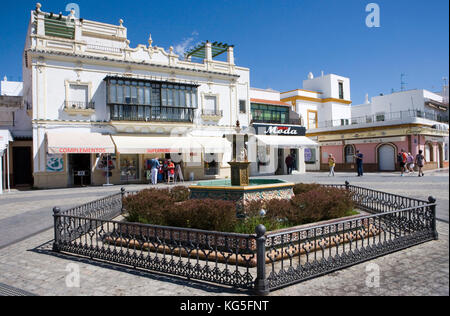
<box><xmin>52</xmin><ymin>183</ymin><xmax>438</xmax><ymax>295</ymax></box>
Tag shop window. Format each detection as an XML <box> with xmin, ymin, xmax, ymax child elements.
<box><xmin>304</xmin><ymin>148</ymin><xmax>316</xmax><ymax>164</ymax></box>
<box><xmin>120</xmin><ymin>154</ymin><xmax>139</xmax><ymax>182</ymax></box>
<box><xmin>204</xmin><ymin>154</ymin><xmax>220</xmax><ymax>176</ymax></box>
<box><xmin>345</xmin><ymin>145</ymin><xmax>355</xmax><ymax>164</ymax></box>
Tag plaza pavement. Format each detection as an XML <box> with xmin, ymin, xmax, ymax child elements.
<box><xmin>0</xmin><ymin>169</ymin><xmax>448</xmax><ymax>296</ymax></box>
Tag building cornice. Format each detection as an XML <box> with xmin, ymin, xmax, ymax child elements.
<box><xmin>27</xmin><ymin>49</ymin><xmax>241</xmax><ymax>80</ymax></box>
<box><xmin>281</xmin><ymin>95</ymin><xmax>352</xmax><ymax>105</ymax></box>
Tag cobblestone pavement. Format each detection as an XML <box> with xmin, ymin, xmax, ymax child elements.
<box><xmin>0</xmin><ymin>222</ymin><xmax>447</xmax><ymax>296</ymax></box>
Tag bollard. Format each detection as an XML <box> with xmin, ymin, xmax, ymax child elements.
<box><xmin>121</xmin><ymin>187</ymin><xmax>126</xmax><ymax>214</ymax></box>
<box><xmin>254</xmin><ymin>224</ymin><xmax>269</xmax><ymax>296</ymax></box>
<box><xmin>428</xmin><ymin>196</ymin><xmax>439</xmax><ymax>240</ymax></box>
<box><xmin>52</xmin><ymin>207</ymin><xmax>61</xmax><ymax>252</ymax></box>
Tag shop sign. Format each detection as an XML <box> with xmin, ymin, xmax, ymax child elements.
<box><xmin>46</xmin><ymin>154</ymin><xmax>64</xmax><ymax>173</ymax></box>
<box><xmin>52</xmin><ymin>147</ymin><xmax>108</xmax><ymax>154</ymax></box>
<box><xmin>253</xmin><ymin>124</ymin><xmax>306</xmax><ymax>136</ymax></box>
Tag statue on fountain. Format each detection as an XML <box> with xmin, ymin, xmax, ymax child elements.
<box><xmin>228</xmin><ymin>120</ymin><xmax>251</xmax><ymax>186</ymax></box>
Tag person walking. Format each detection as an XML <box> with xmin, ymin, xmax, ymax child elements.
<box><xmin>285</xmin><ymin>154</ymin><xmax>294</xmax><ymax>175</ymax></box>
<box><xmin>328</xmin><ymin>154</ymin><xmax>336</xmax><ymax>177</ymax></box>
<box><xmin>415</xmin><ymin>150</ymin><xmax>426</xmax><ymax>177</ymax></box>
<box><xmin>398</xmin><ymin>149</ymin><xmax>408</xmax><ymax>176</ymax></box>
<box><xmin>354</xmin><ymin>150</ymin><xmax>364</xmax><ymax>177</ymax></box>
<box><xmin>406</xmin><ymin>152</ymin><xmax>415</xmax><ymax>174</ymax></box>
<box><xmin>150</xmin><ymin>158</ymin><xmax>160</xmax><ymax>185</ymax></box>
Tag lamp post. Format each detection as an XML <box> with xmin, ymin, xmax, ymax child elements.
<box><xmin>0</xmin><ymin>149</ymin><xmax>3</xmax><ymax>195</ymax></box>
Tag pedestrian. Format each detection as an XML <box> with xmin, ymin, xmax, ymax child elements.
<box><xmin>285</xmin><ymin>154</ymin><xmax>294</xmax><ymax>175</ymax></box>
<box><xmin>328</xmin><ymin>154</ymin><xmax>336</xmax><ymax>177</ymax></box>
<box><xmin>406</xmin><ymin>152</ymin><xmax>415</xmax><ymax>174</ymax></box>
<box><xmin>415</xmin><ymin>150</ymin><xmax>426</xmax><ymax>177</ymax></box>
<box><xmin>398</xmin><ymin>149</ymin><xmax>408</xmax><ymax>176</ymax></box>
<box><xmin>167</xmin><ymin>159</ymin><xmax>175</xmax><ymax>183</ymax></box>
<box><xmin>354</xmin><ymin>150</ymin><xmax>364</xmax><ymax>177</ymax></box>
<box><xmin>150</xmin><ymin>158</ymin><xmax>160</xmax><ymax>185</ymax></box>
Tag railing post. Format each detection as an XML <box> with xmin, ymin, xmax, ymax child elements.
<box><xmin>428</xmin><ymin>196</ymin><xmax>439</xmax><ymax>240</ymax></box>
<box><xmin>121</xmin><ymin>187</ymin><xmax>126</xmax><ymax>214</ymax></box>
<box><xmin>345</xmin><ymin>181</ymin><xmax>350</xmax><ymax>191</ymax></box>
<box><xmin>52</xmin><ymin>207</ymin><xmax>61</xmax><ymax>252</ymax></box>
<box><xmin>254</xmin><ymin>224</ymin><xmax>269</xmax><ymax>296</ymax></box>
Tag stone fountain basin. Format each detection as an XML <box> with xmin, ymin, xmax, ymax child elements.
<box><xmin>189</xmin><ymin>179</ymin><xmax>295</xmax><ymax>206</ymax></box>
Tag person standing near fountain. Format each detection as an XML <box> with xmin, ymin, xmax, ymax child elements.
<box><xmin>150</xmin><ymin>158</ymin><xmax>160</xmax><ymax>185</ymax></box>
<box><xmin>285</xmin><ymin>154</ymin><xmax>294</xmax><ymax>175</ymax></box>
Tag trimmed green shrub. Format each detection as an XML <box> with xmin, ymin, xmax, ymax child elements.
<box><xmin>168</xmin><ymin>199</ymin><xmax>237</xmax><ymax>232</ymax></box>
<box><xmin>170</xmin><ymin>186</ymin><xmax>190</xmax><ymax>202</ymax></box>
<box><xmin>293</xmin><ymin>183</ymin><xmax>322</xmax><ymax>195</ymax></box>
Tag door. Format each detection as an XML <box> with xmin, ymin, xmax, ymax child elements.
<box><xmin>68</xmin><ymin>154</ymin><xmax>91</xmax><ymax>186</ymax></box>
<box><xmin>378</xmin><ymin>144</ymin><xmax>396</xmax><ymax>171</ymax></box>
<box><xmin>13</xmin><ymin>147</ymin><xmax>33</xmax><ymax>186</ymax></box>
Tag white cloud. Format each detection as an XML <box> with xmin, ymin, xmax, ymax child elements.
<box><xmin>173</xmin><ymin>31</ymin><xmax>200</xmax><ymax>58</ymax></box>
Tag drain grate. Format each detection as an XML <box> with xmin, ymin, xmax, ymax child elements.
<box><xmin>0</xmin><ymin>283</ymin><xmax>37</xmax><ymax>296</ymax></box>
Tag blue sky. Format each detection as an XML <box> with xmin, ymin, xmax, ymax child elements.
<box><xmin>1</xmin><ymin>0</ymin><xmax>448</xmax><ymax>104</ymax></box>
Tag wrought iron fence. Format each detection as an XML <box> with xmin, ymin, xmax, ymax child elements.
<box><xmin>52</xmin><ymin>183</ymin><xmax>438</xmax><ymax>295</ymax></box>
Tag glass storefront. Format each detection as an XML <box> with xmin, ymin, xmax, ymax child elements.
<box><xmin>120</xmin><ymin>154</ymin><xmax>139</xmax><ymax>182</ymax></box>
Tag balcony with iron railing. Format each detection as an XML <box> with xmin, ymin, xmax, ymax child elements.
<box><xmin>109</xmin><ymin>104</ymin><xmax>194</xmax><ymax>123</ymax></box>
<box><xmin>64</xmin><ymin>101</ymin><xmax>96</xmax><ymax>116</ymax></box>
<box><xmin>201</xmin><ymin>109</ymin><xmax>223</xmax><ymax>122</ymax></box>
<box><xmin>314</xmin><ymin>109</ymin><xmax>449</xmax><ymax>130</ymax></box>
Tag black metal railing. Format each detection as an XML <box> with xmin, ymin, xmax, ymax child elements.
<box><xmin>53</xmin><ymin>183</ymin><xmax>438</xmax><ymax>295</ymax></box>
<box><xmin>65</xmin><ymin>101</ymin><xmax>95</xmax><ymax>110</ymax></box>
<box><xmin>201</xmin><ymin>109</ymin><xmax>223</xmax><ymax>117</ymax></box>
<box><xmin>109</xmin><ymin>105</ymin><xmax>194</xmax><ymax>123</ymax></box>
<box><xmin>315</xmin><ymin>109</ymin><xmax>449</xmax><ymax>129</ymax></box>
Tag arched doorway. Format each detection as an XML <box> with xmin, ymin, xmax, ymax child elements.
<box><xmin>378</xmin><ymin>144</ymin><xmax>396</xmax><ymax>171</ymax></box>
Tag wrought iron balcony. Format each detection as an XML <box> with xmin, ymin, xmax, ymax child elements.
<box><xmin>201</xmin><ymin>109</ymin><xmax>223</xmax><ymax>116</ymax></box>
<box><xmin>65</xmin><ymin>101</ymin><xmax>95</xmax><ymax>110</ymax></box>
<box><xmin>109</xmin><ymin>104</ymin><xmax>194</xmax><ymax>123</ymax></box>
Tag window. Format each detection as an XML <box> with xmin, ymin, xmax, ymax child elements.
<box><xmin>376</xmin><ymin>113</ymin><xmax>386</xmax><ymax>122</ymax></box>
<box><xmin>67</xmin><ymin>83</ymin><xmax>90</xmax><ymax>109</ymax></box>
<box><xmin>106</xmin><ymin>78</ymin><xmax>197</xmax><ymax>122</ymax></box>
<box><xmin>345</xmin><ymin>145</ymin><xmax>355</xmax><ymax>164</ymax></box>
<box><xmin>239</xmin><ymin>100</ymin><xmax>247</xmax><ymax>114</ymax></box>
<box><xmin>307</xmin><ymin>110</ymin><xmax>318</xmax><ymax>129</ymax></box>
<box><xmin>251</xmin><ymin>103</ymin><xmax>290</xmax><ymax>124</ymax></box>
<box><xmin>338</xmin><ymin>82</ymin><xmax>344</xmax><ymax>100</ymax></box>
<box><xmin>204</xmin><ymin>95</ymin><xmax>218</xmax><ymax>115</ymax></box>
<box><xmin>341</xmin><ymin>119</ymin><xmax>349</xmax><ymax>126</ymax></box>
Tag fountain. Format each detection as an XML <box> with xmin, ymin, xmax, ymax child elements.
<box><xmin>189</xmin><ymin>121</ymin><xmax>295</xmax><ymax>209</ymax></box>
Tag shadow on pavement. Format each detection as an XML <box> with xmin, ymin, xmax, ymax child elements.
<box><xmin>29</xmin><ymin>240</ymin><xmax>251</xmax><ymax>297</ymax></box>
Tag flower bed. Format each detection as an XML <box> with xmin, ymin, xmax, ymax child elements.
<box><xmin>122</xmin><ymin>184</ymin><xmax>357</xmax><ymax>234</ymax></box>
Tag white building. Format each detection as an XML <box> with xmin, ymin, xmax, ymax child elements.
<box><xmin>280</xmin><ymin>72</ymin><xmax>352</xmax><ymax>170</ymax></box>
<box><xmin>23</xmin><ymin>3</ymin><xmax>252</xmax><ymax>188</ymax></box>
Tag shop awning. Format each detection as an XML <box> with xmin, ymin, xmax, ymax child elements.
<box><xmin>111</xmin><ymin>135</ymin><xmax>231</xmax><ymax>154</ymax></box>
<box><xmin>254</xmin><ymin>135</ymin><xmax>318</xmax><ymax>148</ymax></box>
<box><xmin>46</xmin><ymin>131</ymin><xmax>115</xmax><ymax>154</ymax></box>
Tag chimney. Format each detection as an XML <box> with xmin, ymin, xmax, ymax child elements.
<box><xmin>365</xmin><ymin>93</ymin><xmax>370</xmax><ymax>104</ymax></box>
<box><xmin>308</xmin><ymin>72</ymin><xmax>314</xmax><ymax>80</ymax></box>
